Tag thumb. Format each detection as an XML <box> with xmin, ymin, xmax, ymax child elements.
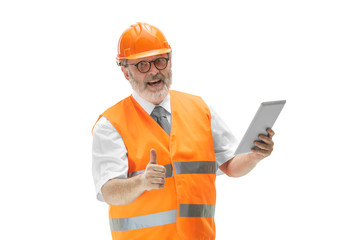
<box><xmin>149</xmin><ymin>149</ymin><xmax>157</xmax><ymax>164</ymax></box>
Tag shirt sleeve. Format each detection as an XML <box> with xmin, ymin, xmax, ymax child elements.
<box><xmin>92</xmin><ymin>116</ymin><xmax>129</xmax><ymax>202</ymax></box>
<box><xmin>209</xmin><ymin>106</ymin><xmax>239</xmax><ymax>176</ymax></box>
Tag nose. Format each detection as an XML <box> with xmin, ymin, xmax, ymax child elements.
<box><xmin>147</xmin><ymin>62</ymin><xmax>160</xmax><ymax>75</ymax></box>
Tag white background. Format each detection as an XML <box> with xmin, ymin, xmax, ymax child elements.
<box><xmin>1</xmin><ymin>0</ymin><xmax>359</xmax><ymax>239</ymax></box>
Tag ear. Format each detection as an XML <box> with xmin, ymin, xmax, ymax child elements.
<box><xmin>169</xmin><ymin>58</ymin><xmax>172</xmax><ymax>68</ymax></box>
<box><xmin>121</xmin><ymin>66</ymin><xmax>130</xmax><ymax>80</ymax></box>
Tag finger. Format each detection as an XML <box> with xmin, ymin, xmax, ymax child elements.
<box><xmin>149</xmin><ymin>149</ymin><xmax>157</xmax><ymax>164</ymax></box>
<box><xmin>258</xmin><ymin>135</ymin><xmax>274</xmax><ymax>146</ymax></box>
<box><xmin>252</xmin><ymin>148</ymin><xmax>272</xmax><ymax>157</ymax></box>
<box><xmin>152</xmin><ymin>184</ymin><xmax>165</xmax><ymax>189</ymax></box>
<box><xmin>254</xmin><ymin>140</ymin><xmax>272</xmax><ymax>151</ymax></box>
<box><xmin>148</xmin><ymin>165</ymin><xmax>166</xmax><ymax>173</ymax></box>
<box><xmin>148</xmin><ymin>171</ymin><xmax>166</xmax><ymax>178</ymax></box>
<box><xmin>150</xmin><ymin>178</ymin><xmax>166</xmax><ymax>184</ymax></box>
<box><xmin>266</xmin><ymin>128</ymin><xmax>275</xmax><ymax>138</ymax></box>
<box><xmin>148</xmin><ymin>183</ymin><xmax>165</xmax><ymax>190</ymax></box>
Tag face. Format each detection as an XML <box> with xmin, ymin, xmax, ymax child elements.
<box><xmin>122</xmin><ymin>54</ymin><xmax>172</xmax><ymax>105</ymax></box>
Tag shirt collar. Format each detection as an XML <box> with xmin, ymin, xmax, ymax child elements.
<box><xmin>132</xmin><ymin>91</ymin><xmax>171</xmax><ymax>115</ymax></box>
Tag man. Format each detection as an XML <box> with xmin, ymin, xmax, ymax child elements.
<box><xmin>92</xmin><ymin>22</ymin><xmax>275</xmax><ymax>240</ymax></box>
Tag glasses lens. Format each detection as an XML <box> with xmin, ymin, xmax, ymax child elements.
<box><xmin>137</xmin><ymin>61</ymin><xmax>150</xmax><ymax>73</ymax></box>
<box><xmin>154</xmin><ymin>58</ymin><xmax>168</xmax><ymax>70</ymax></box>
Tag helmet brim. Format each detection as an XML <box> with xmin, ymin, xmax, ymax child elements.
<box><xmin>117</xmin><ymin>48</ymin><xmax>172</xmax><ymax>61</ymax></box>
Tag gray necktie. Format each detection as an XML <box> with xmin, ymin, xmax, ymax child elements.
<box><xmin>151</xmin><ymin>106</ymin><xmax>171</xmax><ymax>135</ymax></box>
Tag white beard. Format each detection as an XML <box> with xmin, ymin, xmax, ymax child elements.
<box><xmin>128</xmin><ymin>69</ymin><xmax>172</xmax><ymax>104</ymax></box>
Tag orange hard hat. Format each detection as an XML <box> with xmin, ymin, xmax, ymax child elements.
<box><xmin>116</xmin><ymin>22</ymin><xmax>172</xmax><ymax>63</ymax></box>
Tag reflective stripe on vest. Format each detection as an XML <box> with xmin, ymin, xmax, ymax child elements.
<box><xmin>173</xmin><ymin>161</ymin><xmax>216</xmax><ymax>174</ymax></box>
<box><xmin>128</xmin><ymin>161</ymin><xmax>215</xmax><ymax>177</ymax></box>
<box><xmin>179</xmin><ymin>204</ymin><xmax>216</xmax><ymax>217</ymax></box>
<box><xmin>127</xmin><ymin>164</ymin><xmax>173</xmax><ymax>178</ymax></box>
<box><xmin>110</xmin><ymin>209</ymin><xmax>177</xmax><ymax>231</ymax></box>
<box><xmin>109</xmin><ymin>205</ymin><xmax>215</xmax><ymax>232</ymax></box>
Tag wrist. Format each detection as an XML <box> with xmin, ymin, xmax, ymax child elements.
<box><xmin>138</xmin><ymin>172</ymin><xmax>149</xmax><ymax>192</ymax></box>
<box><xmin>248</xmin><ymin>152</ymin><xmax>264</xmax><ymax>163</ymax></box>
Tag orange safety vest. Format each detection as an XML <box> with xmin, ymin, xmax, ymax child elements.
<box><xmin>96</xmin><ymin>90</ymin><xmax>217</xmax><ymax>240</ymax></box>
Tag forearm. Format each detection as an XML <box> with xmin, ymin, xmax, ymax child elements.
<box><xmin>220</xmin><ymin>153</ymin><xmax>262</xmax><ymax>178</ymax></box>
<box><xmin>101</xmin><ymin>174</ymin><xmax>146</xmax><ymax>205</ymax></box>
<box><xmin>101</xmin><ymin>150</ymin><xmax>166</xmax><ymax>205</ymax></box>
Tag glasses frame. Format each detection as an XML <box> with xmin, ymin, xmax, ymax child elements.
<box><xmin>124</xmin><ymin>57</ymin><xmax>170</xmax><ymax>73</ymax></box>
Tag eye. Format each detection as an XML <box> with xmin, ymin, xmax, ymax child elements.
<box><xmin>156</xmin><ymin>58</ymin><xmax>166</xmax><ymax>64</ymax></box>
<box><xmin>155</xmin><ymin>58</ymin><xmax>167</xmax><ymax>68</ymax></box>
<box><xmin>137</xmin><ymin>61</ymin><xmax>150</xmax><ymax>71</ymax></box>
<box><xmin>138</xmin><ymin>61</ymin><xmax>149</xmax><ymax>68</ymax></box>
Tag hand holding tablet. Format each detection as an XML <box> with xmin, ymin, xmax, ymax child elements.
<box><xmin>235</xmin><ymin>100</ymin><xmax>286</xmax><ymax>155</ymax></box>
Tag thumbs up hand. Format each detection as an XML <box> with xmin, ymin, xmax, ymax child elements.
<box><xmin>142</xmin><ymin>149</ymin><xmax>166</xmax><ymax>191</ymax></box>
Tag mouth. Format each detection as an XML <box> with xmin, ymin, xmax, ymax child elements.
<box><xmin>147</xmin><ymin>79</ymin><xmax>163</xmax><ymax>87</ymax></box>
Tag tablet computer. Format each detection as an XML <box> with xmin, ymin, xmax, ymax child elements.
<box><xmin>235</xmin><ymin>100</ymin><xmax>286</xmax><ymax>154</ymax></box>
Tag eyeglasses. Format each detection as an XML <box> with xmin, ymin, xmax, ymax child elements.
<box><xmin>124</xmin><ymin>57</ymin><xmax>169</xmax><ymax>73</ymax></box>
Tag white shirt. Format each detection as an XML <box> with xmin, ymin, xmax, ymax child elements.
<box><xmin>92</xmin><ymin>91</ymin><xmax>238</xmax><ymax>201</ymax></box>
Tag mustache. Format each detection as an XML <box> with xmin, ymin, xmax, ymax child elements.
<box><xmin>145</xmin><ymin>73</ymin><xmax>166</xmax><ymax>83</ymax></box>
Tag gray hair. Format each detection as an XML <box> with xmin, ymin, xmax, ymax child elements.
<box><xmin>117</xmin><ymin>58</ymin><xmax>127</xmax><ymax>67</ymax></box>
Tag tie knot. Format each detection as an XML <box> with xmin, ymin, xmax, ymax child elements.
<box><xmin>151</xmin><ymin>106</ymin><xmax>167</xmax><ymax>118</ymax></box>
